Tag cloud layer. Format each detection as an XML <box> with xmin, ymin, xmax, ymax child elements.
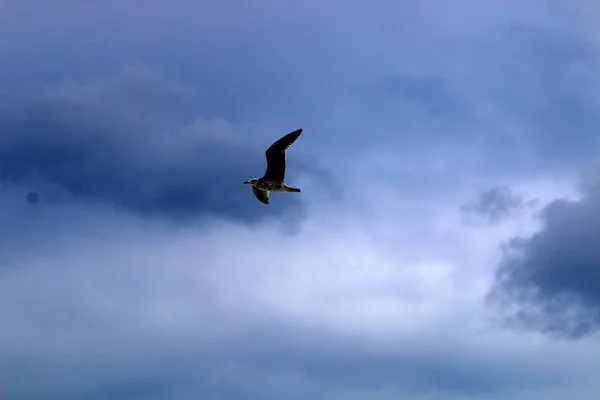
<box><xmin>2</xmin><ymin>1</ymin><xmax>600</xmax><ymax>399</ymax></box>
<box><xmin>490</xmin><ymin>179</ymin><xmax>600</xmax><ymax>339</ymax></box>
<box><xmin>0</xmin><ymin>66</ymin><xmax>330</xmax><ymax>225</ymax></box>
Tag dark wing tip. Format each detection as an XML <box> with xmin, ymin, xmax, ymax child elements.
<box><xmin>266</xmin><ymin>128</ymin><xmax>303</xmax><ymax>154</ymax></box>
<box><xmin>288</xmin><ymin>128</ymin><xmax>302</xmax><ymax>141</ymax></box>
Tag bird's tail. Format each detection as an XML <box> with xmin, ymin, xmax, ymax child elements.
<box><xmin>287</xmin><ymin>186</ymin><xmax>301</xmax><ymax>193</ymax></box>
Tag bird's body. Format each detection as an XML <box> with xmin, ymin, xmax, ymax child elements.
<box><xmin>254</xmin><ymin>179</ymin><xmax>300</xmax><ymax>192</ymax></box>
<box><xmin>244</xmin><ymin>128</ymin><xmax>303</xmax><ymax>204</ymax></box>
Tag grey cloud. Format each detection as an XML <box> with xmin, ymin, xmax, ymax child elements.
<box><xmin>361</xmin><ymin>75</ymin><xmax>469</xmax><ymax>123</ymax></box>
<box><xmin>470</xmin><ymin>23</ymin><xmax>600</xmax><ymax>167</ymax></box>
<box><xmin>4</xmin><ymin>2</ymin><xmax>598</xmax><ymax>176</ymax></box>
<box><xmin>461</xmin><ymin>187</ymin><xmax>529</xmax><ymax>223</ymax></box>
<box><xmin>0</xmin><ymin>326</ymin><xmax>583</xmax><ymax>400</ymax></box>
<box><xmin>0</xmin><ymin>204</ymin><xmax>590</xmax><ymax>400</ymax></box>
<box><xmin>0</xmin><ymin>311</ymin><xmax>577</xmax><ymax>400</ymax></box>
<box><xmin>1</xmin><ymin>215</ymin><xmax>593</xmax><ymax>400</ymax></box>
<box><xmin>0</xmin><ymin>67</ymin><xmax>328</xmax><ymax>225</ymax></box>
<box><xmin>0</xmin><ymin>1</ymin><xmax>343</xmax><ymax>126</ymax></box>
<box><xmin>2</xmin><ymin>2</ymin><xmax>600</xmax><ymax>399</ymax></box>
<box><xmin>489</xmin><ymin>180</ymin><xmax>600</xmax><ymax>339</ymax></box>
<box><xmin>482</xmin><ymin>23</ymin><xmax>600</xmax><ymax>338</ymax></box>
<box><xmin>345</xmin><ymin>22</ymin><xmax>600</xmax><ymax>174</ymax></box>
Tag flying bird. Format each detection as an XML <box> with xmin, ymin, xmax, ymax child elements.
<box><xmin>244</xmin><ymin>128</ymin><xmax>303</xmax><ymax>204</ymax></box>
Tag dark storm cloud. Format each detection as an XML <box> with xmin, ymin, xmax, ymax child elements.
<box><xmin>489</xmin><ymin>181</ymin><xmax>600</xmax><ymax>339</ymax></box>
<box><xmin>482</xmin><ymin>23</ymin><xmax>600</xmax><ymax>339</ymax></box>
<box><xmin>0</xmin><ymin>67</ymin><xmax>323</xmax><ymax>224</ymax></box>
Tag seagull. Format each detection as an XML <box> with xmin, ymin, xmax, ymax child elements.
<box><xmin>243</xmin><ymin>128</ymin><xmax>303</xmax><ymax>204</ymax></box>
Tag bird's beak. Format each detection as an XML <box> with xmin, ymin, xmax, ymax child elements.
<box><xmin>243</xmin><ymin>180</ymin><xmax>250</xmax><ymax>184</ymax></box>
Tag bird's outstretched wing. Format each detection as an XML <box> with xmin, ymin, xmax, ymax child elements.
<box><xmin>252</xmin><ymin>186</ymin><xmax>269</xmax><ymax>204</ymax></box>
<box><xmin>263</xmin><ymin>128</ymin><xmax>302</xmax><ymax>182</ymax></box>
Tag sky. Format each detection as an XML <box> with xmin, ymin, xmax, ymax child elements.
<box><xmin>1</xmin><ymin>1</ymin><xmax>600</xmax><ymax>399</ymax></box>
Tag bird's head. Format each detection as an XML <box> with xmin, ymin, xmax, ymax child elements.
<box><xmin>243</xmin><ymin>178</ymin><xmax>259</xmax><ymax>185</ymax></box>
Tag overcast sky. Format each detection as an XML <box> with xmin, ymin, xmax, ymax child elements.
<box><xmin>2</xmin><ymin>1</ymin><xmax>600</xmax><ymax>399</ymax></box>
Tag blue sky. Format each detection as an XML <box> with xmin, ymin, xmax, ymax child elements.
<box><xmin>1</xmin><ymin>1</ymin><xmax>600</xmax><ymax>399</ymax></box>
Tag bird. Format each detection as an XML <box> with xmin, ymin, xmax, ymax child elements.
<box><xmin>243</xmin><ymin>128</ymin><xmax>303</xmax><ymax>204</ymax></box>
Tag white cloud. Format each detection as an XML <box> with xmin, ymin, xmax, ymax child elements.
<box><xmin>2</xmin><ymin>167</ymin><xmax>598</xmax><ymax>398</ymax></box>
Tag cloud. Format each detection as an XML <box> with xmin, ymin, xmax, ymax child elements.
<box><xmin>461</xmin><ymin>187</ymin><xmax>531</xmax><ymax>223</ymax></box>
<box><xmin>2</xmin><ymin>202</ymin><xmax>600</xmax><ymax>400</ymax></box>
<box><xmin>489</xmin><ymin>178</ymin><xmax>600</xmax><ymax>339</ymax></box>
<box><xmin>474</xmin><ymin>23</ymin><xmax>600</xmax><ymax>165</ymax></box>
<box><xmin>2</xmin><ymin>1</ymin><xmax>600</xmax><ymax>400</ymax></box>
<box><xmin>0</xmin><ymin>66</ymin><xmax>332</xmax><ymax>225</ymax></box>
